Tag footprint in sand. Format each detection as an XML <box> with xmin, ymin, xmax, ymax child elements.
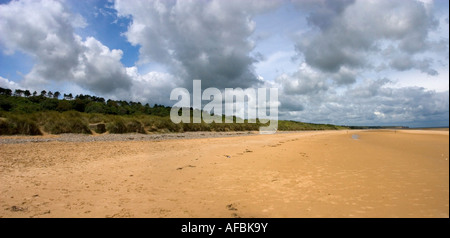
<box><xmin>232</xmin><ymin>213</ymin><xmax>241</xmax><ymax>218</ymax></box>
<box><xmin>30</xmin><ymin>210</ymin><xmax>51</xmax><ymax>218</ymax></box>
<box><xmin>299</xmin><ymin>152</ymin><xmax>309</xmax><ymax>158</ymax></box>
<box><xmin>226</xmin><ymin>203</ymin><xmax>238</xmax><ymax>211</ymax></box>
<box><xmin>176</xmin><ymin>165</ymin><xmax>196</xmax><ymax>170</ymax></box>
<box><xmin>107</xmin><ymin>208</ymin><xmax>133</xmax><ymax>218</ymax></box>
<box><xmin>226</xmin><ymin>204</ymin><xmax>242</xmax><ymax>218</ymax></box>
<box><xmin>151</xmin><ymin>208</ymin><xmax>171</xmax><ymax>217</ymax></box>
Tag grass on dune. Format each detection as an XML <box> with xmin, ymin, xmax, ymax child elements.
<box><xmin>0</xmin><ymin>110</ymin><xmax>348</xmax><ymax>136</ymax></box>
<box><xmin>0</xmin><ymin>115</ymin><xmax>42</xmax><ymax>135</ymax></box>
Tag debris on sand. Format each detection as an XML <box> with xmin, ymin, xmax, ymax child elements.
<box><xmin>8</xmin><ymin>206</ymin><xmax>27</xmax><ymax>212</ymax></box>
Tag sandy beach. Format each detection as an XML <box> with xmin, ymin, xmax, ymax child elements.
<box><xmin>0</xmin><ymin>129</ymin><xmax>448</xmax><ymax>218</ymax></box>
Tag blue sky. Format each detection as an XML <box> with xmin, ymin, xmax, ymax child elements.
<box><xmin>0</xmin><ymin>0</ymin><xmax>448</xmax><ymax>127</ymax></box>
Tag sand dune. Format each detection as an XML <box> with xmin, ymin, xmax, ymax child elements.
<box><xmin>0</xmin><ymin>130</ymin><xmax>448</xmax><ymax>218</ymax></box>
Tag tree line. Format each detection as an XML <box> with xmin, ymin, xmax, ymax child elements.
<box><xmin>0</xmin><ymin>86</ymin><xmax>171</xmax><ymax>116</ymax></box>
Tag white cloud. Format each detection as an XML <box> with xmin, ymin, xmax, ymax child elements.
<box><xmin>0</xmin><ymin>0</ymin><xmax>131</xmax><ymax>95</ymax></box>
<box><xmin>0</xmin><ymin>76</ymin><xmax>19</xmax><ymax>89</ymax></box>
<box><xmin>71</xmin><ymin>13</ymin><xmax>88</xmax><ymax>28</ymax></box>
<box><xmin>125</xmin><ymin>66</ymin><xmax>182</xmax><ymax>105</ymax></box>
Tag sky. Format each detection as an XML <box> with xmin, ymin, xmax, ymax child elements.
<box><xmin>0</xmin><ymin>0</ymin><xmax>448</xmax><ymax>127</ymax></box>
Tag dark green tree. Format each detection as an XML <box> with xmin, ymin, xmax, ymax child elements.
<box><xmin>0</xmin><ymin>87</ymin><xmax>12</xmax><ymax>96</ymax></box>
<box><xmin>56</xmin><ymin>100</ymin><xmax>73</xmax><ymax>112</ymax></box>
<box><xmin>14</xmin><ymin>89</ymin><xmax>24</xmax><ymax>97</ymax></box>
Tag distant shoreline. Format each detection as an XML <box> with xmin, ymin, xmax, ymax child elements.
<box><xmin>406</xmin><ymin>127</ymin><xmax>449</xmax><ymax>131</ymax></box>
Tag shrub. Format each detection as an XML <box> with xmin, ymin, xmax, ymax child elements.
<box><xmin>42</xmin><ymin>111</ymin><xmax>91</xmax><ymax>134</ymax></box>
<box><xmin>0</xmin><ymin>119</ymin><xmax>8</xmax><ymax>134</ymax></box>
<box><xmin>56</xmin><ymin>100</ymin><xmax>73</xmax><ymax>112</ymax></box>
<box><xmin>43</xmin><ymin>118</ymin><xmax>91</xmax><ymax>134</ymax></box>
<box><xmin>106</xmin><ymin>119</ymin><xmax>127</xmax><ymax>133</ymax></box>
<box><xmin>182</xmin><ymin>122</ymin><xmax>206</xmax><ymax>132</ymax></box>
<box><xmin>95</xmin><ymin>123</ymin><xmax>106</xmax><ymax>134</ymax></box>
<box><xmin>41</xmin><ymin>99</ymin><xmax>59</xmax><ymax>111</ymax></box>
<box><xmin>125</xmin><ymin>119</ymin><xmax>146</xmax><ymax>134</ymax></box>
<box><xmin>88</xmin><ymin>113</ymin><xmax>106</xmax><ymax>124</ymax></box>
<box><xmin>140</xmin><ymin>116</ymin><xmax>181</xmax><ymax>132</ymax></box>
<box><xmin>106</xmin><ymin>118</ymin><xmax>146</xmax><ymax>134</ymax></box>
<box><xmin>0</xmin><ymin>100</ymin><xmax>13</xmax><ymax>111</ymax></box>
<box><xmin>153</xmin><ymin>118</ymin><xmax>181</xmax><ymax>132</ymax></box>
<box><xmin>85</xmin><ymin>102</ymin><xmax>107</xmax><ymax>114</ymax></box>
<box><xmin>0</xmin><ymin>116</ymin><xmax>42</xmax><ymax>135</ymax></box>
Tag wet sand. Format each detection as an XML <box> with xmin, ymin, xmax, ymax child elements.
<box><xmin>0</xmin><ymin>130</ymin><xmax>448</xmax><ymax>218</ymax></box>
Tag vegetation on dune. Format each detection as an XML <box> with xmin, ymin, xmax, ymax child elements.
<box><xmin>0</xmin><ymin>115</ymin><xmax>42</xmax><ymax>135</ymax></box>
<box><xmin>278</xmin><ymin>120</ymin><xmax>348</xmax><ymax>130</ymax></box>
<box><xmin>40</xmin><ymin>111</ymin><xmax>92</xmax><ymax>134</ymax></box>
<box><xmin>0</xmin><ymin>86</ymin><xmax>348</xmax><ymax>135</ymax></box>
<box><xmin>106</xmin><ymin>118</ymin><xmax>146</xmax><ymax>134</ymax></box>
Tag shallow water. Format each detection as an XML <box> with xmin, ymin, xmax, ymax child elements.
<box><xmin>351</xmin><ymin>134</ymin><xmax>360</xmax><ymax>140</ymax></box>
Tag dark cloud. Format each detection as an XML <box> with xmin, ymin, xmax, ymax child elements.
<box><xmin>294</xmin><ymin>0</ymin><xmax>441</xmax><ymax>75</ymax></box>
<box><xmin>292</xmin><ymin>0</ymin><xmax>356</xmax><ymax>30</ymax></box>
<box><xmin>115</xmin><ymin>0</ymin><xmax>280</xmax><ymax>89</ymax></box>
<box><xmin>332</xmin><ymin>67</ymin><xmax>356</xmax><ymax>85</ymax></box>
<box><xmin>275</xmin><ymin>0</ymin><xmax>448</xmax><ymax>127</ymax></box>
<box><xmin>278</xmin><ymin>77</ymin><xmax>449</xmax><ymax>127</ymax></box>
<box><xmin>389</xmin><ymin>55</ymin><xmax>438</xmax><ymax>75</ymax></box>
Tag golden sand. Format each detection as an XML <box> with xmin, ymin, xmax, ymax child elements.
<box><xmin>0</xmin><ymin>130</ymin><xmax>448</xmax><ymax>218</ymax></box>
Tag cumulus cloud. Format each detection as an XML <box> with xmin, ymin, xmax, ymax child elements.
<box><xmin>0</xmin><ymin>0</ymin><xmax>132</xmax><ymax>96</ymax></box>
<box><xmin>276</xmin><ymin>76</ymin><xmax>449</xmax><ymax>127</ymax></box>
<box><xmin>292</xmin><ymin>0</ymin><xmax>355</xmax><ymax>30</ymax></box>
<box><xmin>272</xmin><ymin>0</ymin><xmax>449</xmax><ymax>127</ymax></box>
<box><xmin>340</xmin><ymin>79</ymin><xmax>449</xmax><ymax>126</ymax></box>
<box><xmin>389</xmin><ymin>54</ymin><xmax>438</xmax><ymax>75</ymax></box>
<box><xmin>125</xmin><ymin>66</ymin><xmax>182</xmax><ymax>105</ymax></box>
<box><xmin>275</xmin><ymin>63</ymin><xmax>328</xmax><ymax>95</ymax></box>
<box><xmin>0</xmin><ymin>0</ymin><xmax>82</xmax><ymax>78</ymax></box>
<box><xmin>74</xmin><ymin>36</ymin><xmax>132</xmax><ymax>94</ymax></box>
<box><xmin>0</xmin><ymin>76</ymin><xmax>19</xmax><ymax>89</ymax></box>
<box><xmin>275</xmin><ymin>62</ymin><xmax>357</xmax><ymax>101</ymax></box>
<box><xmin>294</xmin><ymin>0</ymin><xmax>442</xmax><ymax>75</ymax></box>
<box><xmin>114</xmin><ymin>0</ymin><xmax>280</xmax><ymax>89</ymax></box>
